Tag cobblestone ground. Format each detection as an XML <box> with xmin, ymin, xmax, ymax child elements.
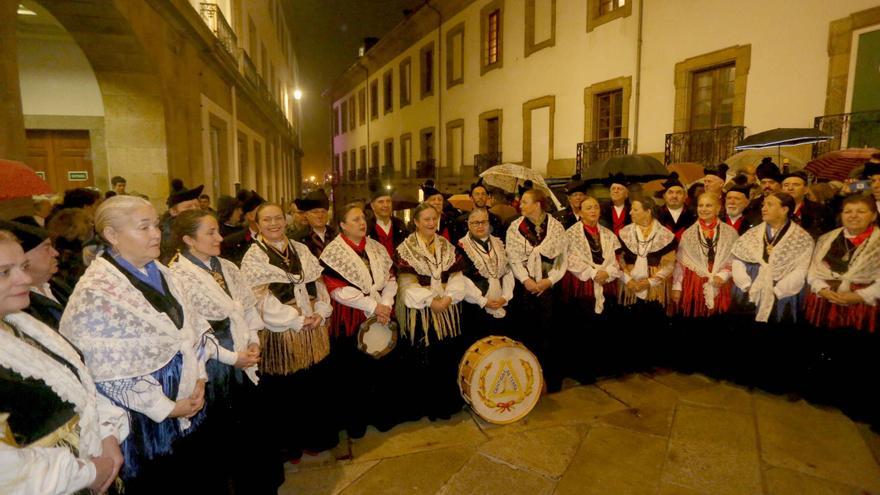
<box><xmin>280</xmin><ymin>372</ymin><xmax>880</xmax><ymax>495</ymax></box>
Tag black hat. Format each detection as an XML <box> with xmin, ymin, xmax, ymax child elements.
<box><xmin>368</xmin><ymin>178</ymin><xmax>392</xmax><ymax>201</ymax></box>
<box><xmin>421</xmin><ymin>179</ymin><xmax>442</xmax><ymax>199</ymax></box>
<box><xmin>782</xmin><ymin>170</ymin><xmax>809</xmax><ymax>185</ymax></box>
<box><xmin>564</xmin><ymin>174</ymin><xmax>589</xmax><ymax>195</ymax></box>
<box><xmin>755</xmin><ymin>157</ymin><xmax>782</xmax><ymax>182</ymax></box>
<box><xmin>469</xmin><ymin>178</ymin><xmax>489</xmax><ymax>195</ymax></box>
<box><xmin>654</xmin><ymin>172</ymin><xmax>685</xmax><ymax>198</ymax></box>
<box><xmin>166</xmin><ymin>184</ymin><xmax>204</xmax><ymax>208</ymax></box>
<box><xmin>704</xmin><ymin>163</ymin><xmax>729</xmax><ymax>180</ymax></box>
<box><xmin>861</xmin><ymin>162</ymin><xmax>880</xmax><ymax>179</ymax></box>
<box><xmin>241</xmin><ymin>190</ymin><xmax>266</xmax><ymax>214</ymax></box>
<box><xmin>294</xmin><ymin>189</ymin><xmax>330</xmax><ymax>211</ymax></box>
<box><xmin>725</xmin><ymin>174</ymin><xmax>754</xmax><ymax>197</ymax></box>
<box><xmin>601</xmin><ymin>172</ymin><xmax>630</xmax><ymax>188</ymax></box>
<box><xmin>517</xmin><ymin>180</ymin><xmax>534</xmax><ymax>197</ymax></box>
<box><xmin>0</xmin><ymin>219</ymin><xmax>49</xmax><ymax>252</ymax></box>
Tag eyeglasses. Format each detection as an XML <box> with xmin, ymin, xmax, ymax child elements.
<box><xmin>468</xmin><ymin>220</ymin><xmax>489</xmax><ymax>226</ymax></box>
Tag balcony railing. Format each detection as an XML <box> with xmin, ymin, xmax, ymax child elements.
<box><xmin>812</xmin><ymin>110</ymin><xmax>880</xmax><ymax>158</ymax></box>
<box><xmin>348</xmin><ymin>169</ymin><xmax>357</xmax><ymax>182</ymax></box>
<box><xmin>416</xmin><ymin>159</ymin><xmax>436</xmax><ymax>179</ymax></box>
<box><xmin>381</xmin><ymin>165</ymin><xmax>395</xmax><ymax>179</ymax></box>
<box><xmin>576</xmin><ymin>138</ymin><xmax>628</xmax><ymax>175</ymax></box>
<box><xmin>199</xmin><ymin>3</ymin><xmax>237</xmax><ymax>59</ymax></box>
<box><xmin>474</xmin><ymin>152</ymin><xmax>502</xmax><ymax>174</ymax></box>
<box><xmin>357</xmin><ymin>168</ymin><xmax>366</xmax><ymax>181</ymax></box>
<box><xmin>242</xmin><ymin>51</ymin><xmax>259</xmax><ymax>89</ymax></box>
<box><xmin>664</xmin><ymin>126</ymin><xmax>744</xmax><ymax>166</ymax></box>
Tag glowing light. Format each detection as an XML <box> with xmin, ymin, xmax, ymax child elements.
<box><xmin>293</xmin><ymin>89</ymin><xmax>303</xmax><ymax>100</ymax></box>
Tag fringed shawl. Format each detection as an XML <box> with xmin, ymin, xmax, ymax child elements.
<box><xmin>565</xmin><ymin>222</ymin><xmax>620</xmax><ymax>313</ymax></box>
<box><xmin>506</xmin><ymin>215</ymin><xmax>566</xmax><ymax>281</ymax></box>
<box><xmin>240</xmin><ymin>238</ymin><xmax>323</xmax><ymax>317</ymax></box>
<box><xmin>677</xmin><ymin>221</ymin><xmax>738</xmax><ymax>310</ymax></box>
<box><xmin>320</xmin><ymin>235</ymin><xmax>394</xmax><ymax>299</ymax></box>
<box><xmin>809</xmin><ymin>227</ymin><xmax>880</xmax><ymax>293</ymax></box>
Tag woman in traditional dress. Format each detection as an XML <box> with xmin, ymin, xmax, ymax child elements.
<box><xmin>395</xmin><ymin>203</ymin><xmax>467</xmax><ymax>421</ymax></box>
<box><xmin>457</xmin><ymin>207</ymin><xmax>514</xmax><ymax>346</ymax></box>
<box><xmin>803</xmin><ymin>194</ymin><xmax>879</xmax><ymax>426</ymax></box>
<box><xmin>320</xmin><ymin>203</ymin><xmax>399</xmax><ymax>434</ymax></box>
<box><xmin>239</xmin><ymin>203</ymin><xmax>337</xmax><ymax>458</ymax></box>
<box><xmin>0</xmin><ymin>230</ymin><xmax>128</xmax><ymax>495</ymax></box>
<box><xmin>617</xmin><ymin>195</ymin><xmax>677</xmax><ymax>372</ymax></box>
<box><xmin>168</xmin><ymin>209</ymin><xmax>283</xmax><ymax>493</ymax></box>
<box><xmin>59</xmin><ymin>196</ymin><xmax>215</xmax><ymax>494</ymax></box>
<box><xmin>560</xmin><ymin>196</ymin><xmax>621</xmax><ymax>382</ymax></box>
<box><xmin>730</xmin><ymin>192</ymin><xmax>814</xmax><ymax>392</ymax></box>
<box><xmin>505</xmin><ymin>188</ymin><xmax>567</xmax><ymax>392</ymax></box>
<box><xmin>670</xmin><ymin>193</ymin><xmax>738</xmax><ymax>374</ymax></box>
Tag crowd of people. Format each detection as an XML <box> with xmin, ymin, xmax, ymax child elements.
<box><xmin>1</xmin><ymin>153</ymin><xmax>879</xmax><ymax>494</ymax></box>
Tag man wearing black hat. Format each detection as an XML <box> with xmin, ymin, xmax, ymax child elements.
<box><xmin>599</xmin><ymin>174</ymin><xmax>631</xmax><ymax>235</ymax></box>
<box><xmin>455</xmin><ymin>180</ymin><xmax>504</xmax><ymax>238</ymax></box>
<box><xmin>553</xmin><ymin>175</ymin><xmax>589</xmax><ymax>229</ymax></box>
<box><xmin>221</xmin><ymin>190</ymin><xmax>265</xmax><ymax>265</ymax></box>
<box><xmin>656</xmin><ymin>172</ymin><xmax>696</xmax><ymax>241</ymax></box>
<box><xmin>743</xmin><ymin>157</ymin><xmax>782</xmax><ymax>226</ymax></box>
<box><xmin>703</xmin><ymin>163</ymin><xmax>729</xmax><ymax>197</ymax></box>
<box><xmin>782</xmin><ymin>171</ymin><xmax>832</xmax><ymax>238</ymax></box>
<box><xmin>367</xmin><ymin>180</ymin><xmax>410</xmax><ymax>258</ymax></box>
<box><xmin>0</xmin><ymin>219</ymin><xmax>72</xmax><ymax>330</ymax></box>
<box><xmin>721</xmin><ymin>175</ymin><xmax>758</xmax><ymax>235</ymax></box>
<box><xmin>296</xmin><ymin>188</ymin><xmax>336</xmax><ymax>258</ymax></box>
<box><xmin>159</xmin><ymin>184</ymin><xmax>204</xmax><ymax>263</ymax></box>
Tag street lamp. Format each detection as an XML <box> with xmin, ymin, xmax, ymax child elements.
<box><xmin>293</xmin><ymin>89</ymin><xmax>303</xmax><ymax>100</ymax></box>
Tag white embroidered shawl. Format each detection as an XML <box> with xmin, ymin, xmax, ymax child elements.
<box><xmin>240</xmin><ymin>239</ymin><xmax>324</xmax><ymax>317</ymax></box>
<box><xmin>60</xmin><ymin>258</ymin><xmax>210</xmax><ymax>429</ymax></box>
<box><xmin>618</xmin><ymin>220</ymin><xmax>676</xmax><ymax>299</ymax></box>
<box><xmin>677</xmin><ymin>221</ymin><xmax>739</xmax><ymax>310</ymax></box>
<box><xmin>731</xmin><ymin>221</ymin><xmax>814</xmax><ymax>322</ymax></box>
<box><xmin>458</xmin><ymin>234</ymin><xmax>510</xmax><ymax>317</ymax></box>
<box><xmin>809</xmin><ymin>227</ymin><xmax>880</xmax><ymax>292</ymax></box>
<box><xmin>320</xmin><ymin>235</ymin><xmax>394</xmax><ymax>301</ymax></box>
<box><xmin>1</xmin><ymin>313</ymin><xmax>103</xmax><ymax>458</ymax></box>
<box><xmin>169</xmin><ymin>255</ymin><xmax>261</xmax><ymax>384</ymax></box>
<box><xmin>505</xmin><ymin>215</ymin><xmax>566</xmax><ymax>281</ymax></box>
<box><xmin>564</xmin><ymin>223</ymin><xmax>621</xmax><ymax>313</ymax></box>
<box><xmin>396</xmin><ymin>233</ymin><xmax>457</xmax><ymax>297</ymax></box>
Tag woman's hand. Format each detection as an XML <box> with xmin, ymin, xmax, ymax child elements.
<box><xmin>485</xmin><ymin>298</ymin><xmax>506</xmax><ymax>310</ymax></box>
<box><xmin>88</xmin><ymin>455</ymin><xmax>115</xmax><ymax>493</ymax></box>
<box><xmin>94</xmin><ymin>436</ymin><xmax>124</xmax><ymax>493</ymax></box>
<box><xmin>671</xmin><ymin>290</ymin><xmax>682</xmax><ymax>304</ymax></box>
<box><xmin>594</xmin><ymin>270</ymin><xmax>609</xmax><ymax>285</ymax></box>
<box><xmin>169</xmin><ymin>396</ymin><xmax>204</xmax><ymax>419</ymax></box>
<box><xmin>818</xmin><ymin>288</ymin><xmax>842</xmax><ymax>303</ymax></box>
<box><xmin>833</xmin><ymin>291</ymin><xmax>866</xmax><ymax>306</ymax></box>
<box><xmin>536</xmin><ymin>279</ymin><xmax>553</xmax><ymax>294</ymax></box>
<box><xmin>523</xmin><ymin>278</ymin><xmax>539</xmax><ymax>294</ymax></box>
<box><xmin>246</xmin><ymin>342</ymin><xmax>261</xmax><ymax>360</ymax></box>
<box><xmin>234</xmin><ymin>351</ymin><xmax>260</xmax><ymax>368</ymax></box>
<box><xmin>374</xmin><ymin>304</ymin><xmax>392</xmax><ymax>324</ymax></box>
<box><xmin>430</xmin><ymin>296</ymin><xmax>452</xmax><ymax>312</ymax></box>
<box><xmin>711</xmin><ymin>276</ymin><xmax>725</xmax><ymax>287</ymax></box>
<box><xmin>190</xmin><ymin>379</ymin><xmax>206</xmax><ymax>402</ymax></box>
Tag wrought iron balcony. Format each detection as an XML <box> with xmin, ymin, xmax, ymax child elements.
<box><xmin>415</xmin><ymin>159</ymin><xmax>436</xmax><ymax>179</ymax></box>
<box><xmin>199</xmin><ymin>3</ymin><xmax>237</xmax><ymax>59</ymax></box>
<box><xmin>664</xmin><ymin>126</ymin><xmax>744</xmax><ymax>166</ymax></box>
<box><xmin>357</xmin><ymin>168</ymin><xmax>366</xmax><ymax>181</ymax></box>
<box><xmin>812</xmin><ymin>110</ymin><xmax>880</xmax><ymax>158</ymax></box>
<box><xmin>474</xmin><ymin>152</ymin><xmax>502</xmax><ymax>174</ymax></box>
<box><xmin>242</xmin><ymin>51</ymin><xmax>259</xmax><ymax>90</ymax></box>
<box><xmin>576</xmin><ymin>138</ymin><xmax>628</xmax><ymax>175</ymax></box>
<box><xmin>348</xmin><ymin>169</ymin><xmax>357</xmax><ymax>182</ymax></box>
<box><xmin>381</xmin><ymin>165</ymin><xmax>396</xmax><ymax>179</ymax></box>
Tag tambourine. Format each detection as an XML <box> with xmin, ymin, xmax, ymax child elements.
<box><xmin>357</xmin><ymin>316</ymin><xmax>398</xmax><ymax>359</ymax></box>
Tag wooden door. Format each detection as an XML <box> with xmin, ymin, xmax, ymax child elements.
<box><xmin>25</xmin><ymin>130</ymin><xmax>93</xmax><ymax>193</ymax></box>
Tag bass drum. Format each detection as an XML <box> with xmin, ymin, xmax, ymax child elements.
<box><xmin>458</xmin><ymin>336</ymin><xmax>543</xmax><ymax>424</ymax></box>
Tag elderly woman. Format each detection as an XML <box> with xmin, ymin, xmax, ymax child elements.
<box><xmin>239</xmin><ymin>202</ymin><xmax>337</xmax><ymax>457</ymax></box>
<box><xmin>59</xmin><ymin>196</ymin><xmax>213</xmax><ymax>494</ymax></box>
<box><xmin>168</xmin><ymin>209</ymin><xmax>282</xmax><ymax>493</ymax></box>
<box><xmin>617</xmin><ymin>195</ymin><xmax>677</xmax><ymax>371</ymax></box>
<box><xmin>457</xmin><ymin>207</ymin><xmax>515</xmax><ymax>344</ymax></box>
<box><xmin>0</xmin><ymin>230</ymin><xmax>128</xmax><ymax>495</ymax></box>
<box><xmin>802</xmin><ymin>194</ymin><xmax>879</xmax><ymax>424</ymax></box>
<box><xmin>506</xmin><ymin>188</ymin><xmax>567</xmax><ymax>392</ymax></box>
<box><xmin>730</xmin><ymin>192</ymin><xmax>814</xmax><ymax>392</ymax></box>
<box><xmin>320</xmin><ymin>203</ymin><xmax>399</xmax><ymax>434</ymax></box>
<box><xmin>396</xmin><ymin>202</ymin><xmax>467</xmax><ymax>421</ymax></box>
<box><xmin>560</xmin><ymin>195</ymin><xmax>621</xmax><ymax>381</ymax></box>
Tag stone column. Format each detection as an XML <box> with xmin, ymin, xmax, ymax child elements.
<box><xmin>0</xmin><ymin>0</ymin><xmax>26</xmax><ymax>161</ymax></box>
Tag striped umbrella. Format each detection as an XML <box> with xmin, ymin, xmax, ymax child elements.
<box><xmin>804</xmin><ymin>148</ymin><xmax>879</xmax><ymax>181</ymax></box>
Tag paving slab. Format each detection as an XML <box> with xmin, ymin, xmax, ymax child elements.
<box><xmin>438</xmin><ymin>453</ymin><xmax>556</xmax><ymax>495</ymax></box>
<box><xmin>679</xmin><ymin>382</ymin><xmax>754</xmax><ymax>414</ymax></box>
<box><xmin>764</xmin><ymin>466</ymin><xmax>866</xmax><ymax>495</ymax></box>
<box><xmin>340</xmin><ymin>446</ymin><xmax>476</xmax><ymax>495</ymax></box>
<box><xmin>650</xmin><ymin>372</ymin><xmax>715</xmax><ymax>394</ymax></box>
<box><xmin>478</xmin><ymin>425</ymin><xmax>584</xmax><ymax>479</ymax></box>
<box><xmin>351</xmin><ymin>411</ymin><xmax>487</xmax><ymax>462</ymax></box>
<box><xmin>279</xmin><ymin>459</ymin><xmax>379</xmax><ymax>495</ymax></box>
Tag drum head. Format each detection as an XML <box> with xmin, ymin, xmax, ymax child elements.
<box><xmin>357</xmin><ymin>317</ymin><xmax>398</xmax><ymax>359</ymax></box>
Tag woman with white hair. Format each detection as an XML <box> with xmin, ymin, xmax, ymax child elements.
<box><xmin>0</xmin><ymin>229</ymin><xmax>128</xmax><ymax>495</ymax></box>
<box><xmin>59</xmin><ymin>195</ymin><xmax>216</xmax><ymax>494</ymax></box>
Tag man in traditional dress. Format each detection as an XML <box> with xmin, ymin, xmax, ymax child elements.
<box><xmin>366</xmin><ymin>179</ymin><xmax>410</xmax><ymax>258</ymax></box>
<box><xmin>554</xmin><ymin>174</ymin><xmax>589</xmax><ymax>229</ymax></box>
<box><xmin>295</xmin><ymin>189</ymin><xmax>336</xmax><ymax>258</ymax></box>
<box><xmin>657</xmin><ymin>172</ymin><xmax>696</xmax><ymax>241</ymax></box>
<box><xmin>743</xmin><ymin>158</ymin><xmax>782</xmax><ymax>226</ymax></box>
<box><xmin>782</xmin><ymin>171</ymin><xmax>833</xmax><ymax>238</ymax></box>
<box><xmin>702</xmin><ymin>163</ymin><xmax>729</xmax><ymax>198</ymax></box>
<box><xmin>599</xmin><ymin>173</ymin><xmax>631</xmax><ymax>235</ymax></box>
<box><xmin>721</xmin><ymin>175</ymin><xmax>758</xmax><ymax>235</ymax></box>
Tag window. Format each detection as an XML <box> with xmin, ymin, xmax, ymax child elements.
<box><xmin>383</xmin><ymin>70</ymin><xmax>393</xmax><ymax>114</ymax></box>
<box><xmin>446</xmin><ymin>23</ymin><xmax>465</xmax><ymax>88</ymax></box>
<box><xmin>400</xmin><ymin>133</ymin><xmax>412</xmax><ymax>176</ymax></box>
<box><xmin>446</xmin><ymin>119</ymin><xmax>464</xmax><ymax>174</ymax></box>
<box><xmin>349</xmin><ymin>149</ymin><xmax>357</xmax><ymax>179</ymax></box>
<box><xmin>399</xmin><ymin>57</ymin><xmax>412</xmax><ymax>108</ymax></box>
<box><xmin>261</xmin><ymin>43</ymin><xmax>268</xmax><ymax>79</ymax></box>
<box><xmin>689</xmin><ymin>63</ymin><xmax>735</xmax><ymax>130</ymax></box>
<box><xmin>341</xmin><ymin>152</ymin><xmax>348</xmax><ymax>178</ymax></box>
<box><xmin>331</xmin><ymin>106</ymin><xmax>338</xmax><ymax>136</ymax></box>
<box><xmin>481</xmin><ymin>1</ymin><xmax>504</xmax><ymax>75</ymax></box>
<box><xmin>525</xmin><ymin>0</ymin><xmax>555</xmax><ymax>57</ymax></box>
<box><xmin>384</xmin><ymin>138</ymin><xmax>394</xmax><ymax>173</ymax></box>
<box><xmin>594</xmin><ymin>89</ymin><xmax>623</xmax><ymax>140</ymax></box>
<box><xmin>340</xmin><ymin>100</ymin><xmax>348</xmax><ymax>133</ymax></box>
<box><xmin>587</xmin><ymin>0</ymin><xmax>631</xmax><ymax>32</ymax></box>
<box><xmin>348</xmin><ymin>96</ymin><xmax>356</xmax><ymax>130</ymax></box>
<box><xmin>247</xmin><ymin>16</ymin><xmax>257</xmax><ymax>59</ymax></box>
<box><xmin>420</xmin><ymin>42</ymin><xmax>434</xmax><ymax>99</ymax></box>
<box><xmin>358</xmin><ymin>88</ymin><xmax>366</xmax><ymax>125</ymax></box>
<box><xmin>359</xmin><ymin>146</ymin><xmax>367</xmax><ymax>177</ymax></box>
<box><xmin>370</xmin><ymin>79</ymin><xmax>379</xmax><ymax>120</ymax></box>
<box><xmin>479</xmin><ymin>109</ymin><xmax>503</xmax><ymax>168</ymax></box>
<box><xmin>371</xmin><ymin>142</ymin><xmax>380</xmax><ymax>172</ymax></box>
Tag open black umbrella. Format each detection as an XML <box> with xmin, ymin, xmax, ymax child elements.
<box><xmin>735</xmin><ymin>128</ymin><xmax>833</xmax><ymax>150</ymax></box>
<box><xmin>583</xmin><ymin>154</ymin><xmax>670</xmax><ymax>182</ymax></box>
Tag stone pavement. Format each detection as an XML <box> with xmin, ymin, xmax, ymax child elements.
<box><xmin>280</xmin><ymin>372</ymin><xmax>880</xmax><ymax>495</ymax></box>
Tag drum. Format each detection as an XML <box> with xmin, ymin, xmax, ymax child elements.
<box><xmin>458</xmin><ymin>336</ymin><xmax>543</xmax><ymax>424</ymax></box>
<box><xmin>357</xmin><ymin>316</ymin><xmax>398</xmax><ymax>359</ymax></box>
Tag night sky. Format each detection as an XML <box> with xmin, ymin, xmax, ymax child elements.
<box><xmin>285</xmin><ymin>0</ymin><xmax>424</xmax><ymax>182</ymax></box>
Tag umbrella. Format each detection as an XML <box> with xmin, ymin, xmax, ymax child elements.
<box><xmin>582</xmin><ymin>154</ymin><xmax>670</xmax><ymax>182</ymax></box>
<box><xmin>805</xmin><ymin>148</ymin><xmax>879</xmax><ymax>182</ymax></box>
<box><xmin>735</xmin><ymin>128</ymin><xmax>834</xmax><ymax>150</ymax></box>
<box><xmin>0</xmin><ymin>159</ymin><xmax>52</xmax><ymax>200</ymax></box>
<box><xmin>725</xmin><ymin>149</ymin><xmax>806</xmax><ymax>173</ymax></box>
<box><xmin>447</xmin><ymin>194</ymin><xmax>474</xmax><ymax>212</ymax></box>
<box><xmin>479</xmin><ymin>163</ymin><xmax>563</xmax><ymax>209</ymax></box>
